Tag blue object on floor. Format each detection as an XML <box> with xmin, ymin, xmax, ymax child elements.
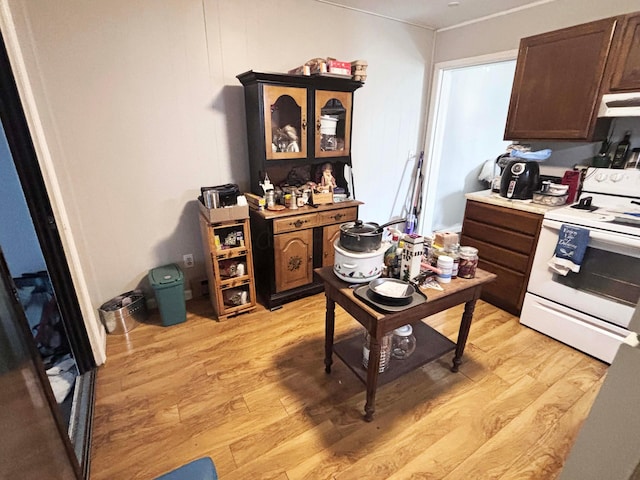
<box><xmin>154</xmin><ymin>457</ymin><xmax>217</xmax><ymax>480</ymax></box>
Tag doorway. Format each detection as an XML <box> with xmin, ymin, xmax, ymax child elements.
<box><xmin>421</xmin><ymin>51</ymin><xmax>518</xmax><ymax>234</ymax></box>
<box><xmin>0</xmin><ymin>27</ymin><xmax>95</xmax><ymax>477</ymax></box>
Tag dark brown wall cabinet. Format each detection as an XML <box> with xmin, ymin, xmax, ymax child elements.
<box><xmin>605</xmin><ymin>12</ymin><xmax>640</xmax><ymax>92</ymax></box>
<box><xmin>504</xmin><ymin>17</ymin><xmax>617</xmax><ymax>141</ymax></box>
<box><xmin>460</xmin><ymin>200</ymin><xmax>542</xmax><ymax>316</ymax></box>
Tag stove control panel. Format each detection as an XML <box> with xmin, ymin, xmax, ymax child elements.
<box><xmin>583</xmin><ymin>168</ymin><xmax>640</xmax><ymax>197</ymax></box>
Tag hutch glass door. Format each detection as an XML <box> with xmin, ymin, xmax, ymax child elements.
<box><xmin>263</xmin><ymin>85</ymin><xmax>307</xmax><ymax>160</ymax></box>
<box><xmin>315</xmin><ymin>90</ymin><xmax>352</xmax><ymax>157</ymax></box>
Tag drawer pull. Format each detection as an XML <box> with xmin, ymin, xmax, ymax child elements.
<box><xmin>333</xmin><ymin>213</ymin><xmax>344</xmax><ymax>221</ymax></box>
<box><xmin>293</xmin><ymin>219</ymin><xmax>305</xmax><ymax>228</ymax></box>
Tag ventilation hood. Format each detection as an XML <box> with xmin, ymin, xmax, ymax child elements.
<box><xmin>598</xmin><ymin>92</ymin><xmax>640</xmax><ymax>117</ymax></box>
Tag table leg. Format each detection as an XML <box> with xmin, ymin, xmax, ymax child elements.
<box><xmin>324</xmin><ymin>296</ymin><xmax>336</xmax><ymax>374</ymax></box>
<box><xmin>364</xmin><ymin>336</ymin><xmax>381</xmax><ymax>422</ymax></box>
<box><xmin>452</xmin><ymin>298</ymin><xmax>477</xmax><ymax>372</ymax></box>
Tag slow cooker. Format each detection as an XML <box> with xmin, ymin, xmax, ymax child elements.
<box><xmin>333</xmin><ymin>239</ymin><xmax>387</xmax><ymax>283</ymax></box>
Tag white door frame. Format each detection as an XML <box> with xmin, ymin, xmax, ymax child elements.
<box><xmin>419</xmin><ymin>49</ymin><xmax>518</xmax><ymax>235</ymax></box>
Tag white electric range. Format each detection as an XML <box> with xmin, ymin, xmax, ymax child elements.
<box><xmin>520</xmin><ymin>168</ymin><xmax>640</xmax><ymax>363</ymax></box>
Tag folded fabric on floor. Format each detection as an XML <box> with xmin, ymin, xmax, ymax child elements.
<box><xmin>46</xmin><ymin>355</ymin><xmax>77</xmax><ymax>403</ymax></box>
<box><xmin>548</xmin><ymin>224</ymin><xmax>590</xmax><ymax>276</ymax></box>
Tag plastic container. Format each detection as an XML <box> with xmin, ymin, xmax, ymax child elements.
<box><xmin>98</xmin><ymin>290</ymin><xmax>147</xmax><ymax>334</ymax></box>
<box><xmin>362</xmin><ymin>331</ymin><xmax>393</xmax><ymax>372</ymax></box>
<box><xmin>436</xmin><ymin>255</ymin><xmax>453</xmax><ymax>284</ymax></box>
<box><xmin>392</xmin><ymin>325</ymin><xmax>416</xmax><ymax>360</ymax></box>
<box><xmin>149</xmin><ymin>263</ymin><xmax>186</xmax><ymax>326</ymax></box>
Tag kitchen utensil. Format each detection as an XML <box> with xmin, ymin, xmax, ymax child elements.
<box><xmin>339</xmin><ymin>218</ymin><xmax>406</xmax><ymax>252</ymax></box>
<box><xmin>333</xmin><ymin>239</ymin><xmax>386</xmax><ymax>283</ymax></box>
<box><xmin>368</xmin><ymin>278</ymin><xmax>415</xmax><ymax>304</ymax></box>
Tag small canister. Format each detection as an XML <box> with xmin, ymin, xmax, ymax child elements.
<box><xmin>458</xmin><ymin>246</ymin><xmax>478</xmax><ymax>279</ymax></box>
<box><xmin>265</xmin><ymin>190</ymin><xmax>275</xmax><ymax>208</ymax></box>
<box><xmin>436</xmin><ymin>255</ymin><xmax>453</xmax><ymax>284</ymax></box>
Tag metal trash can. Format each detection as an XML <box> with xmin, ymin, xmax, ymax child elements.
<box><xmin>149</xmin><ymin>263</ymin><xmax>186</xmax><ymax>326</ymax></box>
<box><xmin>98</xmin><ymin>290</ymin><xmax>147</xmax><ymax>334</ymax></box>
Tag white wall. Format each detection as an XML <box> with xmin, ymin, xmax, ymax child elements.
<box><xmin>3</xmin><ymin>0</ymin><xmax>434</xmax><ymax>312</ymax></box>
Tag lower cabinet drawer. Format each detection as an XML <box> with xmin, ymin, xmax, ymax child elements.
<box><xmin>477</xmin><ymin>258</ymin><xmax>526</xmax><ymax>316</ymax></box>
<box><xmin>463</xmin><ymin>219</ymin><xmax>535</xmax><ymax>255</ymax></box>
<box><xmin>273</xmin><ymin>213</ymin><xmax>318</xmax><ymax>234</ymax></box>
<box><xmin>460</xmin><ymin>235</ymin><xmax>530</xmax><ymax>273</ymax></box>
<box><xmin>318</xmin><ymin>207</ymin><xmax>357</xmax><ymax>226</ymax></box>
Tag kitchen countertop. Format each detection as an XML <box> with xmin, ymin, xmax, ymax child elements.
<box><xmin>465</xmin><ymin>190</ymin><xmax>563</xmax><ymax>215</ymax></box>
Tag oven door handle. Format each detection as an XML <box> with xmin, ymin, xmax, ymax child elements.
<box><xmin>542</xmin><ymin>219</ymin><xmax>640</xmax><ymax>249</ymax></box>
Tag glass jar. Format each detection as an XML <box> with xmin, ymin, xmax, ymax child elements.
<box><xmin>362</xmin><ymin>331</ymin><xmax>393</xmax><ymax>372</ymax></box>
<box><xmin>445</xmin><ymin>244</ymin><xmax>460</xmax><ymax>279</ymax></box>
<box><xmin>458</xmin><ymin>246</ymin><xmax>479</xmax><ymax>279</ymax></box>
<box><xmin>392</xmin><ymin>325</ymin><xmax>416</xmax><ymax>360</ymax></box>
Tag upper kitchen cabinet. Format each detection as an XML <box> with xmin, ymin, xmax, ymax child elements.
<box><xmin>605</xmin><ymin>12</ymin><xmax>640</xmax><ymax>92</ymax></box>
<box><xmin>504</xmin><ymin>17</ymin><xmax>617</xmax><ymax>141</ymax></box>
<box><xmin>237</xmin><ymin>71</ymin><xmax>363</xmax><ymax>195</ymax></box>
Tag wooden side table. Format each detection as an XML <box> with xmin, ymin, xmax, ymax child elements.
<box><xmin>315</xmin><ymin>266</ymin><xmax>496</xmax><ymax>421</ymax></box>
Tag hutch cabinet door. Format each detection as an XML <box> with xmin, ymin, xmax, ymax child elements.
<box><xmin>607</xmin><ymin>13</ymin><xmax>640</xmax><ymax>92</ymax></box>
<box><xmin>504</xmin><ymin>17</ymin><xmax>616</xmax><ymax>141</ymax></box>
<box><xmin>315</xmin><ymin>90</ymin><xmax>353</xmax><ymax>157</ymax></box>
<box><xmin>263</xmin><ymin>85</ymin><xmax>307</xmax><ymax>160</ymax></box>
<box><xmin>322</xmin><ymin>223</ymin><xmax>341</xmax><ymax>268</ymax></box>
<box><xmin>273</xmin><ymin>229</ymin><xmax>313</xmax><ymax>292</ymax></box>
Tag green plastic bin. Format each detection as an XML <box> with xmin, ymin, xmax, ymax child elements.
<box><xmin>149</xmin><ymin>263</ymin><xmax>186</xmax><ymax>326</ymax></box>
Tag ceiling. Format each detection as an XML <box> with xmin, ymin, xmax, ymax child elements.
<box><xmin>315</xmin><ymin>0</ymin><xmax>555</xmax><ymax>30</ymax></box>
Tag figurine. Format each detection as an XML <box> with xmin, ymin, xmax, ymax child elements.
<box><xmin>320</xmin><ymin>162</ymin><xmax>337</xmax><ymax>192</ymax></box>
<box><xmin>272</xmin><ymin>125</ymin><xmax>300</xmax><ymax>152</ymax></box>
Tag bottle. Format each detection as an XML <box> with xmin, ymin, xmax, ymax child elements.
<box><xmin>611</xmin><ymin>131</ymin><xmax>632</xmax><ymax>169</ymax></box>
<box><xmin>458</xmin><ymin>246</ymin><xmax>479</xmax><ymax>279</ymax></box>
<box><xmin>392</xmin><ymin>325</ymin><xmax>416</xmax><ymax>360</ymax></box>
<box><xmin>592</xmin><ymin>139</ymin><xmax>611</xmax><ymax>168</ymax></box>
<box><xmin>436</xmin><ymin>255</ymin><xmax>453</xmax><ymax>284</ymax></box>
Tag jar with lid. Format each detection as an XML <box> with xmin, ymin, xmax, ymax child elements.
<box><xmin>392</xmin><ymin>325</ymin><xmax>416</xmax><ymax>360</ymax></box>
<box><xmin>458</xmin><ymin>246</ymin><xmax>478</xmax><ymax>279</ymax></box>
<box><xmin>362</xmin><ymin>331</ymin><xmax>393</xmax><ymax>372</ymax></box>
<box><xmin>445</xmin><ymin>244</ymin><xmax>460</xmax><ymax>279</ymax></box>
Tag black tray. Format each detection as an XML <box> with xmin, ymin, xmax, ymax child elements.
<box><xmin>353</xmin><ymin>284</ymin><xmax>426</xmax><ymax>313</ymax></box>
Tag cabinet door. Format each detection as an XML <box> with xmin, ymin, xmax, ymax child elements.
<box><xmin>315</xmin><ymin>90</ymin><xmax>353</xmax><ymax>157</ymax></box>
<box><xmin>274</xmin><ymin>229</ymin><xmax>313</xmax><ymax>292</ymax></box>
<box><xmin>608</xmin><ymin>13</ymin><xmax>640</xmax><ymax>91</ymax></box>
<box><xmin>322</xmin><ymin>223</ymin><xmax>341</xmax><ymax>267</ymax></box>
<box><xmin>504</xmin><ymin>17</ymin><xmax>616</xmax><ymax>141</ymax></box>
<box><xmin>263</xmin><ymin>85</ymin><xmax>307</xmax><ymax>160</ymax></box>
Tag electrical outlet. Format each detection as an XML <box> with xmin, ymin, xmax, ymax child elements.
<box><xmin>183</xmin><ymin>254</ymin><xmax>194</xmax><ymax>268</ymax></box>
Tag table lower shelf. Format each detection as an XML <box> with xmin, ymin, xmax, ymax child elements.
<box><xmin>333</xmin><ymin>321</ymin><xmax>456</xmax><ymax>387</ymax></box>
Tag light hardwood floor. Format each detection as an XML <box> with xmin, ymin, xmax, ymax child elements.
<box><xmin>90</xmin><ymin>293</ymin><xmax>606</xmax><ymax>479</ymax></box>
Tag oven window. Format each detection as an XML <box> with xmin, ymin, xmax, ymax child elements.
<box><xmin>555</xmin><ymin>246</ymin><xmax>640</xmax><ymax>307</ymax></box>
